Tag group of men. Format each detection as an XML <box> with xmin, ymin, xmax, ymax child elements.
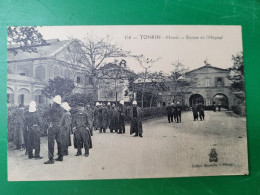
<box><xmin>166</xmin><ymin>102</ymin><xmax>182</xmax><ymax>123</ymax></box>
<box><xmin>12</xmin><ymin>96</ymin><xmax>144</xmax><ymax>164</ymax></box>
<box><xmin>191</xmin><ymin>103</ymin><xmax>205</xmax><ymax>121</ymax></box>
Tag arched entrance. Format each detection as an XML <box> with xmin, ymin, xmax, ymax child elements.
<box><xmin>18</xmin><ymin>88</ymin><xmax>30</xmax><ymax>106</ymax></box>
<box><xmin>189</xmin><ymin>94</ymin><xmax>204</xmax><ymax>107</ymax></box>
<box><xmin>212</xmin><ymin>93</ymin><xmax>229</xmax><ymax>109</ymax></box>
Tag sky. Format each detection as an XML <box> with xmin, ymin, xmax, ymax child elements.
<box><xmin>38</xmin><ymin>25</ymin><xmax>243</xmax><ymax>73</ymax></box>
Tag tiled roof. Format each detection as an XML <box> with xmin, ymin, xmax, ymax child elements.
<box><xmin>7</xmin><ymin>39</ymin><xmax>69</xmax><ymax>61</ymax></box>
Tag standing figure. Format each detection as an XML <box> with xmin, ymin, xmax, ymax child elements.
<box><xmin>100</xmin><ymin>103</ymin><xmax>108</xmax><ymax>133</ymax></box>
<box><xmin>60</xmin><ymin>102</ymin><xmax>72</xmax><ymax>156</ymax></box>
<box><xmin>175</xmin><ymin>102</ymin><xmax>182</xmax><ymax>123</ymax></box>
<box><xmin>109</xmin><ymin>104</ymin><xmax>119</xmax><ymax>133</ymax></box>
<box><xmin>85</xmin><ymin>104</ymin><xmax>94</xmax><ymax>136</ymax></box>
<box><xmin>212</xmin><ymin>102</ymin><xmax>216</xmax><ymax>112</ymax></box>
<box><xmin>24</xmin><ymin>101</ymin><xmax>43</xmax><ymax>159</ymax></box>
<box><xmin>192</xmin><ymin>104</ymin><xmax>199</xmax><ymax>121</ymax></box>
<box><xmin>72</xmin><ymin>103</ymin><xmax>92</xmax><ymax>157</ymax></box>
<box><xmin>44</xmin><ymin>95</ymin><xmax>64</xmax><ymax>164</ymax></box>
<box><xmin>13</xmin><ymin>104</ymin><xmax>25</xmax><ymax>150</ymax></box>
<box><xmin>93</xmin><ymin>102</ymin><xmax>100</xmax><ymax>130</ymax></box>
<box><xmin>118</xmin><ymin>100</ymin><xmax>126</xmax><ymax>134</ymax></box>
<box><xmin>130</xmin><ymin>101</ymin><xmax>143</xmax><ymax>138</ymax></box>
<box><xmin>198</xmin><ymin>103</ymin><xmax>205</xmax><ymax>121</ymax></box>
<box><xmin>218</xmin><ymin>103</ymin><xmax>221</xmax><ymax>111</ymax></box>
<box><xmin>166</xmin><ymin>103</ymin><xmax>173</xmax><ymax>123</ymax></box>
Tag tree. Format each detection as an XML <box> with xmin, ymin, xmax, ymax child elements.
<box><xmin>164</xmin><ymin>61</ymin><xmax>196</xmax><ymax>104</ymax></box>
<box><xmin>228</xmin><ymin>52</ymin><xmax>245</xmax><ymax>103</ymax></box>
<box><xmin>136</xmin><ymin>56</ymin><xmax>161</xmax><ymax>108</ymax></box>
<box><xmin>7</xmin><ymin>26</ymin><xmax>46</xmax><ymax>55</ymax></box>
<box><xmin>41</xmin><ymin>77</ymin><xmax>75</xmax><ymax>99</ymax></box>
<box><xmin>64</xmin><ymin>93</ymin><xmax>94</xmax><ymax>108</ymax></box>
<box><xmin>67</xmin><ymin>35</ymin><xmax>132</xmax><ymax>98</ymax></box>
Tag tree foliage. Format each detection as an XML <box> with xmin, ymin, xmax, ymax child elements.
<box><xmin>64</xmin><ymin>93</ymin><xmax>94</xmax><ymax>108</ymax></box>
<box><xmin>7</xmin><ymin>26</ymin><xmax>46</xmax><ymax>55</ymax></box>
<box><xmin>41</xmin><ymin>77</ymin><xmax>75</xmax><ymax>99</ymax></box>
<box><xmin>228</xmin><ymin>52</ymin><xmax>245</xmax><ymax>102</ymax></box>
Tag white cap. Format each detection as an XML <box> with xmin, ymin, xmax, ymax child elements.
<box><xmin>61</xmin><ymin>102</ymin><xmax>71</xmax><ymax>111</ymax></box>
<box><xmin>96</xmin><ymin>102</ymin><xmax>100</xmax><ymax>106</ymax></box>
<box><xmin>119</xmin><ymin>100</ymin><xmax>124</xmax><ymax>105</ymax></box>
<box><xmin>171</xmin><ymin>103</ymin><xmax>174</xmax><ymax>105</ymax></box>
<box><xmin>177</xmin><ymin>102</ymin><xmax>180</xmax><ymax>104</ymax></box>
<box><xmin>29</xmin><ymin>101</ymin><xmax>36</xmax><ymax>112</ymax></box>
<box><xmin>53</xmin><ymin>95</ymin><xmax>62</xmax><ymax>105</ymax></box>
<box><xmin>107</xmin><ymin>102</ymin><xmax>111</xmax><ymax>105</ymax></box>
<box><xmin>133</xmin><ymin>101</ymin><xmax>137</xmax><ymax>105</ymax></box>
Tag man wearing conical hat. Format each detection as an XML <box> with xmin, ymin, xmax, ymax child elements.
<box><xmin>24</xmin><ymin>101</ymin><xmax>43</xmax><ymax>159</ymax></box>
<box><xmin>60</xmin><ymin>102</ymin><xmax>72</xmax><ymax>156</ymax></box>
<box><xmin>44</xmin><ymin>95</ymin><xmax>64</xmax><ymax>164</ymax></box>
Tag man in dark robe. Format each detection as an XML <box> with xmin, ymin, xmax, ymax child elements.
<box><xmin>44</xmin><ymin>95</ymin><xmax>64</xmax><ymax>164</ymax></box>
<box><xmin>109</xmin><ymin>104</ymin><xmax>119</xmax><ymax>133</ymax></box>
<box><xmin>192</xmin><ymin>104</ymin><xmax>199</xmax><ymax>121</ymax></box>
<box><xmin>198</xmin><ymin>103</ymin><xmax>205</xmax><ymax>121</ymax></box>
<box><xmin>60</xmin><ymin>102</ymin><xmax>72</xmax><ymax>156</ymax></box>
<box><xmin>13</xmin><ymin>105</ymin><xmax>25</xmax><ymax>150</ymax></box>
<box><xmin>85</xmin><ymin>104</ymin><xmax>94</xmax><ymax>136</ymax></box>
<box><xmin>118</xmin><ymin>100</ymin><xmax>126</xmax><ymax>134</ymax></box>
<box><xmin>24</xmin><ymin>101</ymin><xmax>43</xmax><ymax>159</ymax></box>
<box><xmin>175</xmin><ymin>102</ymin><xmax>182</xmax><ymax>123</ymax></box>
<box><xmin>166</xmin><ymin>103</ymin><xmax>173</xmax><ymax>123</ymax></box>
<box><xmin>93</xmin><ymin>102</ymin><xmax>100</xmax><ymax>130</ymax></box>
<box><xmin>72</xmin><ymin>103</ymin><xmax>92</xmax><ymax>157</ymax></box>
<box><xmin>100</xmin><ymin>103</ymin><xmax>108</xmax><ymax>133</ymax></box>
<box><xmin>130</xmin><ymin>101</ymin><xmax>143</xmax><ymax>137</ymax></box>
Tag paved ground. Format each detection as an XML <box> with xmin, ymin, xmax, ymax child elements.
<box><xmin>8</xmin><ymin>111</ymin><xmax>248</xmax><ymax>181</ymax></box>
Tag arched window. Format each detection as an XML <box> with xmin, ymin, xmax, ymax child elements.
<box><xmin>17</xmin><ymin>67</ymin><xmax>29</xmax><ymax>76</ymax></box>
<box><xmin>7</xmin><ymin>87</ymin><xmax>14</xmax><ymax>104</ymax></box>
<box><xmin>18</xmin><ymin>88</ymin><xmax>30</xmax><ymax>106</ymax></box>
<box><xmin>35</xmin><ymin>66</ymin><xmax>46</xmax><ymax>81</ymax></box>
<box><xmin>54</xmin><ymin>66</ymin><xmax>60</xmax><ymax>78</ymax></box>
<box><xmin>34</xmin><ymin>89</ymin><xmax>45</xmax><ymax>104</ymax></box>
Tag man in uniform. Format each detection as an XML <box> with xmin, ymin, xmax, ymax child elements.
<box><xmin>130</xmin><ymin>101</ymin><xmax>143</xmax><ymax>138</ymax></box>
<box><xmin>24</xmin><ymin>101</ymin><xmax>43</xmax><ymax>159</ymax></box>
<box><xmin>198</xmin><ymin>103</ymin><xmax>205</xmax><ymax>121</ymax></box>
<box><xmin>85</xmin><ymin>104</ymin><xmax>94</xmax><ymax>136</ymax></box>
<box><xmin>72</xmin><ymin>103</ymin><xmax>92</xmax><ymax>157</ymax></box>
<box><xmin>175</xmin><ymin>102</ymin><xmax>182</xmax><ymax>123</ymax></box>
<box><xmin>100</xmin><ymin>103</ymin><xmax>108</xmax><ymax>133</ymax></box>
<box><xmin>118</xmin><ymin>100</ymin><xmax>126</xmax><ymax>134</ymax></box>
<box><xmin>93</xmin><ymin>102</ymin><xmax>100</xmax><ymax>131</ymax></box>
<box><xmin>13</xmin><ymin>104</ymin><xmax>25</xmax><ymax>150</ymax></box>
<box><xmin>109</xmin><ymin>104</ymin><xmax>119</xmax><ymax>133</ymax></box>
<box><xmin>192</xmin><ymin>104</ymin><xmax>199</xmax><ymax>121</ymax></box>
<box><xmin>166</xmin><ymin>103</ymin><xmax>173</xmax><ymax>123</ymax></box>
<box><xmin>44</xmin><ymin>95</ymin><xmax>64</xmax><ymax>164</ymax></box>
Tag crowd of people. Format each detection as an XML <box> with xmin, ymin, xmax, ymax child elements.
<box><xmin>11</xmin><ymin>95</ymin><xmax>143</xmax><ymax>164</ymax></box>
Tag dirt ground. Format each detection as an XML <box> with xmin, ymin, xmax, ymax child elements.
<box><xmin>8</xmin><ymin>111</ymin><xmax>248</xmax><ymax>181</ymax></box>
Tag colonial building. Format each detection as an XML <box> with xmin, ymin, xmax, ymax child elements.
<box><xmin>97</xmin><ymin>62</ymin><xmax>133</xmax><ymax>104</ymax></box>
<box><xmin>161</xmin><ymin>62</ymin><xmax>234</xmax><ymax>109</ymax></box>
<box><xmin>7</xmin><ymin>39</ymin><xmax>94</xmax><ymax>106</ymax></box>
<box><xmin>184</xmin><ymin>63</ymin><xmax>234</xmax><ymax>109</ymax></box>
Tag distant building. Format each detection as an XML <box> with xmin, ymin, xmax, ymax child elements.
<box><xmin>97</xmin><ymin>62</ymin><xmax>133</xmax><ymax>104</ymax></box>
<box><xmin>161</xmin><ymin>63</ymin><xmax>234</xmax><ymax>109</ymax></box>
<box><xmin>7</xmin><ymin>39</ymin><xmax>94</xmax><ymax>106</ymax></box>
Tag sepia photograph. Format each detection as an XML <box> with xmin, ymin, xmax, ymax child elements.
<box><xmin>7</xmin><ymin>25</ymin><xmax>248</xmax><ymax>181</ymax></box>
